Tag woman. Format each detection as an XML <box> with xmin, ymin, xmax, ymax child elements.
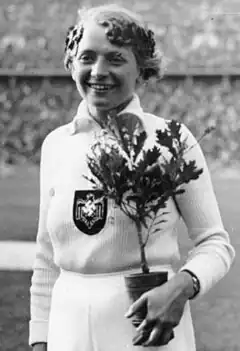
<box><xmin>29</xmin><ymin>4</ymin><xmax>235</xmax><ymax>351</ymax></box>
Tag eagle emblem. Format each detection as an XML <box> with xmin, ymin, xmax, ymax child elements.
<box><xmin>73</xmin><ymin>190</ymin><xmax>107</xmax><ymax>235</ymax></box>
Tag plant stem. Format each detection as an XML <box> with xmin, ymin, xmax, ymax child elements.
<box><xmin>120</xmin><ymin>202</ymin><xmax>149</xmax><ymax>273</ymax></box>
<box><xmin>144</xmin><ymin>212</ymin><xmax>158</xmax><ymax>246</ymax></box>
<box><xmin>135</xmin><ymin>219</ymin><xmax>150</xmax><ymax>274</ymax></box>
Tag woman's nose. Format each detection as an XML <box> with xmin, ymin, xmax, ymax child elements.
<box><xmin>91</xmin><ymin>58</ymin><xmax>108</xmax><ymax>78</ymax></box>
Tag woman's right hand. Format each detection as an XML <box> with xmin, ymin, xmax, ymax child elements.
<box><xmin>32</xmin><ymin>343</ymin><xmax>47</xmax><ymax>351</ymax></box>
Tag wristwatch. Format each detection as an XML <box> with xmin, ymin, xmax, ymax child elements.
<box><xmin>182</xmin><ymin>269</ymin><xmax>200</xmax><ymax>299</ymax></box>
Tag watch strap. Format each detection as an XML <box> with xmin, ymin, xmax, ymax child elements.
<box><xmin>182</xmin><ymin>269</ymin><xmax>200</xmax><ymax>299</ymax></box>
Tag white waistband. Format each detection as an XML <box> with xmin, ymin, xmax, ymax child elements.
<box><xmin>60</xmin><ymin>265</ymin><xmax>174</xmax><ymax>280</ymax></box>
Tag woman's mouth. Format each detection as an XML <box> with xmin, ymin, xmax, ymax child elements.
<box><xmin>87</xmin><ymin>82</ymin><xmax>116</xmax><ymax>92</ymax></box>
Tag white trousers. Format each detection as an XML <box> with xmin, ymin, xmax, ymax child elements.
<box><xmin>48</xmin><ymin>268</ymin><xmax>196</xmax><ymax>351</ymax></box>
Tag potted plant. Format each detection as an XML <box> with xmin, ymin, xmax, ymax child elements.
<box><xmin>83</xmin><ymin>111</ymin><xmax>212</xmax><ymax>333</ymax></box>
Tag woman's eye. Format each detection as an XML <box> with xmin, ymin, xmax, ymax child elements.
<box><xmin>79</xmin><ymin>54</ymin><xmax>95</xmax><ymax>63</ymax></box>
<box><xmin>109</xmin><ymin>55</ymin><xmax>125</xmax><ymax>64</ymax></box>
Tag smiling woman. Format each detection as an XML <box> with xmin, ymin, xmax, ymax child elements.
<box><xmin>70</xmin><ymin>22</ymin><xmax>139</xmax><ymax>117</ymax></box>
<box><xmin>64</xmin><ymin>5</ymin><xmax>162</xmax><ymax>120</ymax></box>
<box><xmin>29</xmin><ymin>4</ymin><xmax>235</xmax><ymax>351</ymax></box>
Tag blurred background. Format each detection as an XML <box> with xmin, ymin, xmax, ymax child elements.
<box><xmin>0</xmin><ymin>0</ymin><xmax>240</xmax><ymax>350</ymax></box>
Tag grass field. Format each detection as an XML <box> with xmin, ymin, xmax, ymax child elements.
<box><xmin>0</xmin><ymin>165</ymin><xmax>39</xmax><ymax>241</ymax></box>
<box><xmin>0</xmin><ymin>271</ymin><xmax>31</xmax><ymax>351</ymax></box>
<box><xmin>0</xmin><ymin>165</ymin><xmax>239</xmax><ymax>350</ymax></box>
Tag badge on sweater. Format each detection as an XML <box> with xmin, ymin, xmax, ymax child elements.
<box><xmin>73</xmin><ymin>190</ymin><xmax>107</xmax><ymax>235</ymax></box>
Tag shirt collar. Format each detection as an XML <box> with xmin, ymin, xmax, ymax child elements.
<box><xmin>68</xmin><ymin>93</ymin><xmax>145</xmax><ymax>136</ymax></box>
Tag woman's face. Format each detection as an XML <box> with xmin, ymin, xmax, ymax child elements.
<box><xmin>71</xmin><ymin>21</ymin><xmax>140</xmax><ymax>116</ymax></box>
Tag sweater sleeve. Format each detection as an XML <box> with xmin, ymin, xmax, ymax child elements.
<box><xmin>29</xmin><ymin>132</ymin><xmax>60</xmax><ymax>345</ymax></box>
<box><xmin>177</xmin><ymin>124</ymin><xmax>235</xmax><ymax>298</ymax></box>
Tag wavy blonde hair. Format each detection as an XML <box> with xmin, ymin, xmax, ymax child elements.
<box><xmin>64</xmin><ymin>4</ymin><xmax>163</xmax><ymax>81</ymax></box>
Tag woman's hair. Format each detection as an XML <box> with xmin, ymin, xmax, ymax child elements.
<box><xmin>64</xmin><ymin>4</ymin><xmax>163</xmax><ymax>81</ymax></box>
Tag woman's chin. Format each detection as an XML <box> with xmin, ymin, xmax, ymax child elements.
<box><xmin>87</xmin><ymin>96</ymin><xmax>116</xmax><ymax>110</ymax></box>
<box><xmin>86</xmin><ymin>93</ymin><xmax>133</xmax><ymax>116</ymax></box>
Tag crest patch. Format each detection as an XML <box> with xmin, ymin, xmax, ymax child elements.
<box><xmin>73</xmin><ymin>190</ymin><xmax>107</xmax><ymax>235</ymax></box>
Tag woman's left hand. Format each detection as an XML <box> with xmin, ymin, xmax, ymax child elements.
<box><xmin>125</xmin><ymin>271</ymin><xmax>194</xmax><ymax>347</ymax></box>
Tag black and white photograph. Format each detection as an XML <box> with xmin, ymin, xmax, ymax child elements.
<box><xmin>0</xmin><ymin>1</ymin><xmax>239</xmax><ymax>350</ymax></box>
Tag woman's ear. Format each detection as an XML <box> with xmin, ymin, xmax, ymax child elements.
<box><xmin>136</xmin><ymin>70</ymin><xmax>144</xmax><ymax>87</ymax></box>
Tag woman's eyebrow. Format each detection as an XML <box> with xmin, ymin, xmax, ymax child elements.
<box><xmin>106</xmin><ymin>51</ymin><xmax>125</xmax><ymax>56</ymax></box>
<box><xmin>79</xmin><ymin>48</ymin><xmax>126</xmax><ymax>55</ymax></box>
<box><xmin>78</xmin><ymin>49</ymin><xmax>95</xmax><ymax>55</ymax></box>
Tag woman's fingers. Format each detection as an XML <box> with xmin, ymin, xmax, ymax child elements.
<box><xmin>133</xmin><ymin>320</ymin><xmax>156</xmax><ymax>346</ymax></box>
<box><xmin>133</xmin><ymin>319</ymin><xmax>175</xmax><ymax>347</ymax></box>
<box><xmin>142</xmin><ymin>322</ymin><xmax>163</xmax><ymax>346</ymax></box>
<box><xmin>125</xmin><ymin>294</ymin><xmax>146</xmax><ymax>318</ymax></box>
<box><xmin>158</xmin><ymin>326</ymin><xmax>175</xmax><ymax>346</ymax></box>
<box><xmin>144</xmin><ymin>325</ymin><xmax>174</xmax><ymax>347</ymax></box>
<box><xmin>136</xmin><ymin>318</ymin><xmax>148</xmax><ymax>332</ymax></box>
<box><xmin>132</xmin><ymin>327</ymin><xmax>150</xmax><ymax>346</ymax></box>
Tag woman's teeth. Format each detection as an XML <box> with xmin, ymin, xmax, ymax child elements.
<box><xmin>88</xmin><ymin>83</ymin><xmax>114</xmax><ymax>92</ymax></box>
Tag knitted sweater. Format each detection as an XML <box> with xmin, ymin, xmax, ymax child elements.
<box><xmin>29</xmin><ymin>94</ymin><xmax>235</xmax><ymax>345</ymax></box>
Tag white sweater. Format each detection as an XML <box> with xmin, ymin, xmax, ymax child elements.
<box><xmin>29</xmin><ymin>94</ymin><xmax>235</xmax><ymax>345</ymax></box>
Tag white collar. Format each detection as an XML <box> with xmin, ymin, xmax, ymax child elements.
<box><xmin>68</xmin><ymin>93</ymin><xmax>146</xmax><ymax>135</ymax></box>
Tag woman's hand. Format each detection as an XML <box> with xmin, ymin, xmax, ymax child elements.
<box><xmin>125</xmin><ymin>271</ymin><xmax>194</xmax><ymax>347</ymax></box>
